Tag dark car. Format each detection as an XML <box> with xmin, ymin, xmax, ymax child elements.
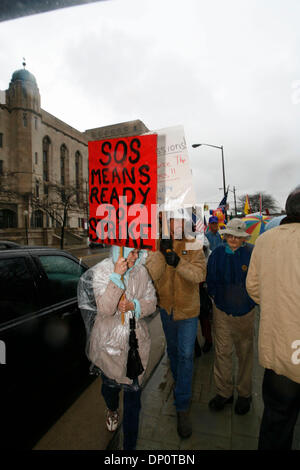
<box><xmin>89</xmin><ymin>241</ymin><xmax>105</xmax><ymax>248</ymax></box>
<box><xmin>0</xmin><ymin>240</ymin><xmax>22</xmax><ymax>250</ymax></box>
<box><xmin>0</xmin><ymin>247</ymin><xmax>92</xmax><ymax>449</ymax></box>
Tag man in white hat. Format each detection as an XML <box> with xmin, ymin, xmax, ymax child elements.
<box><xmin>206</xmin><ymin>218</ymin><xmax>256</xmax><ymax>415</ymax></box>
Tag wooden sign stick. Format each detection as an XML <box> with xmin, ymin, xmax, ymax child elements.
<box><xmin>120</xmin><ymin>245</ymin><xmax>125</xmax><ymax>325</ymax></box>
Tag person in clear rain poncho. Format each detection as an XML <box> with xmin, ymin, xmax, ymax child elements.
<box><xmin>77</xmin><ymin>245</ymin><xmax>157</xmax><ymax>451</ymax></box>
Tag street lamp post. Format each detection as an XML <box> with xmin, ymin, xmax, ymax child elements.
<box><xmin>192</xmin><ymin>143</ymin><xmax>226</xmax><ymax>198</ymax></box>
<box><xmin>232</xmin><ymin>185</ymin><xmax>237</xmax><ymax>216</ymax></box>
<box><xmin>219</xmin><ymin>185</ymin><xmax>237</xmax><ymax>216</ymax></box>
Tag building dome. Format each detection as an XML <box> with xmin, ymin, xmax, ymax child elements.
<box><xmin>7</xmin><ymin>64</ymin><xmax>40</xmax><ymax>111</ymax></box>
<box><xmin>11</xmin><ymin>68</ymin><xmax>37</xmax><ymax>86</ymax></box>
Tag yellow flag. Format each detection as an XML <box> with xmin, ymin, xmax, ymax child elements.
<box><xmin>244</xmin><ymin>195</ymin><xmax>251</xmax><ymax>215</ymax></box>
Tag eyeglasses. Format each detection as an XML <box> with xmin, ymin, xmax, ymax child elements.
<box><xmin>226</xmin><ymin>234</ymin><xmax>243</xmax><ymax>240</ymax></box>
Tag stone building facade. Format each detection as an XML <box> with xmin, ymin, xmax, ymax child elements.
<box><xmin>0</xmin><ymin>66</ymin><xmax>148</xmax><ymax>246</ymax></box>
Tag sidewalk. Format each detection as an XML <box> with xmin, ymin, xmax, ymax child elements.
<box><xmin>109</xmin><ymin>307</ymin><xmax>300</xmax><ymax>450</ymax></box>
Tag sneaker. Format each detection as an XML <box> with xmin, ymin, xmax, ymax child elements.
<box><xmin>234</xmin><ymin>396</ymin><xmax>252</xmax><ymax>415</ymax></box>
<box><xmin>177</xmin><ymin>411</ymin><xmax>192</xmax><ymax>439</ymax></box>
<box><xmin>106</xmin><ymin>409</ymin><xmax>119</xmax><ymax>432</ymax></box>
<box><xmin>209</xmin><ymin>394</ymin><xmax>233</xmax><ymax>411</ymax></box>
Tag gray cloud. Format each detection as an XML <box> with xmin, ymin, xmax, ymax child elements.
<box><xmin>1</xmin><ymin>0</ymin><xmax>300</xmax><ymax>210</ymax></box>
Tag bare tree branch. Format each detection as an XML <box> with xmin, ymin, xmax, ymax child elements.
<box><xmin>237</xmin><ymin>192</ymin><xmax>280</xmax><ymax>214</ymax></box>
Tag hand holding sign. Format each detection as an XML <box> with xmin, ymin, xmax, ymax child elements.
<box><xmin>165</xmin><ymin>250</ymin><xmax>180</xmax><ymax>267</ymax></box>
<box><xmin>114</xmin><ymin>256</ymin><xmax>128</xmax><ymax>276</ymax></box>
<box><xmin>118</xmin><ymin>297</ymin><xmax>134</xmax><ymax>314</ymax></box>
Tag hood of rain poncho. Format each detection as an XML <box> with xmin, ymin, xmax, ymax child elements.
<box><xmin>111</xmin><ymin>245</ymin><xmax>147</xmax><ymax>266</ymax></box>
<box><xmin>77</xmin><ymin>245</ymin><xmax>150</xmax><ymax>357</ymax></box>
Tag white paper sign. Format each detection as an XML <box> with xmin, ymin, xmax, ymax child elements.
<box><xmin>151</xmin><ymin>125</ymin><xmax>196</xmax><ymax>210</ymax></box>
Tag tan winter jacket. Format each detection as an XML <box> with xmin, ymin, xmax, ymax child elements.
<box><xmin>88</xmin><ymin>258</ymin><xmax>157</xmax><ymax>386</ymax></box>
<box><xmin>246</xmin><ymin>224</ymin><xmax>300</xmax><ymax>384</ymax></box>
<box><xmin>146</xmin><ymin>238</ymin><xmax>207</xmax><ymax>321</ymax></box>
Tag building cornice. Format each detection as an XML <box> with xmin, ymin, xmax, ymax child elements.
<box><xmin>41</xmin><ymin>109</ymin><xmax>88</xmax><ymax>147</ymax></box>
<box><xmin>0</xmin><ymin>104</ymin><xmax>88</xmax><ymax>147</ymax></box>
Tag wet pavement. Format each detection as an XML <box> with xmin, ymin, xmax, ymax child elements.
<box><xmin>68</xmin><ymin>245</ymin><xmax>111</xmax><ymax>267</ymax></box>
<box><xmin>33</xmin><ymin>311</ymin><xmax>166</xmax><ymax>450</ymax></box>
<box><xmin>109</xmin><ymin>307</ymin><xmax>300</xmax><ymax>451</ymax></box>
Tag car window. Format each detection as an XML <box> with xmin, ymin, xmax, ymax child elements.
<box><xmin>0</xmin><ymin>257</ymin><xmax>38</xmax><ymax>324</ymax></box>
<box><xmin>38</xmin><ymin>255</ymin><xmax>86</xmax><ymax>305</ymax></box>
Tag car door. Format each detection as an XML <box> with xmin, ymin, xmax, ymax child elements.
<box><xmin>32</xmin><ymin>252</ymin><xmax>90</xmax><ymax>396</ymax></box>
<box><xmin>0</xmin><ymin>250</ymin><xmax>90</xmax><ymax>449</ymax></box>
<box><xmin>0</xmin><ymin>251</ymin><xmax>43</xmax><ymax>448</ymax></box>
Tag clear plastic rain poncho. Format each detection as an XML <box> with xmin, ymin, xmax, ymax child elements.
<box><xmin>77</xmin><ymin>246</ymin><xmax>156</xmax><ymax>387</ymax></box>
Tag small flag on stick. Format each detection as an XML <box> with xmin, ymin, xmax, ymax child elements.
<box><xmin>244</xmin><ymin>195</ymin><xmax>251</xmax><ymax>215</ymax></box>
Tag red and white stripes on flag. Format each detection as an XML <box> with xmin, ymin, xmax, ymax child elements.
<box><xmin>194</xmin><ymin>215</ymin><xmax>207</xmax><ymax>234</ymax></box>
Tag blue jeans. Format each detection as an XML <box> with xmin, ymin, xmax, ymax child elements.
<box><xmin>160</xmin><ymin>308</ymin><xmax>198</xmax><ymax>411</ymax></box>
<box><xmin>101</xmin><ymin>375</ymin><xmax>141</xmax><ymax>450</ymax></box>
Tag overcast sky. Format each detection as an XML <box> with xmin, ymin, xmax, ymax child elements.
<box><xmin>1</xmin><ymin>0</ymin><xmax>300</xmax><ymax>211</ymax></box>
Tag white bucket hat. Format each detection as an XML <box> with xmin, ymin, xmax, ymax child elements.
<box><xmin>222</xmin><ymin>218</ymin><xmax>250</xmax><ymax>238</ymax></box>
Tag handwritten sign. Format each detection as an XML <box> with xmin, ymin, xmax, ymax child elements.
<box><xmin>154</xmin><ymin>125</ymin><xmax>196</xmax><ymax>210</ymax></box>
<box><xmin>88</xmin><ymin>134</ymin><xmax>158</xmax><ymax>250</ymax></box>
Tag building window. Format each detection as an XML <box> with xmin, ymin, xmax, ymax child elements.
<box><xmin>0</xmin><ymin>133</ymin><xmax>3</xmax><ymax>147</ymax></box>
<box><xmin>0</xmin><ymin>160</ymin><xmax>3</xmax><ymax>176</ymax></box>
<box><xmin>23</xmin><ymin>113</ymin><xmax>27</xmax><ymax>127</ymax></box>
<box><xmin>35</xmin><ymin>152</ymin><xmax>38</xmax><ymax>164</ymax></box>
<box><xmin>75</xmin><ymin>151</ymin><xmax>80</xmax><ymax>188</ymax></box>
<box><xmin>60</xmin><ymin>144</ymin><xmax>67</xmax><ymax>186</ymax></box>
<box><xmin>75</xmin><ymin>151</ymin><xmax>82</xmax><ymax>204</ymax></box>
<box><xmin>31</xmin><ymin>210</ymin><xmax>43</xmax><ymax>229</ymax></box>
<box><xmin>0</xmin><ymin>209</ymin><xmax>17</xmax><ymax>229</ymax></box>
<box><xmin>34</xmin><ymin>117</ymin><xmax>38</xmax><ymax>130</ymax></box>
<box><xmin>42</xmin><ymin>136</ymin><xmax>50</xmax><ymax>183</ymax></box>
<box><xmin>43</xmin><ymin>151</ymin><xmax>48</xmax><ymax>180</ymax></box>
<box><xmin>35</xmin><ymin>180</ymin><xmax>40</xmax><ymax>198</ymax></box>
<box><xmin>61</xmin><ymin>155</ymin><xmax>65</xmax><ymax>185</ymax></box>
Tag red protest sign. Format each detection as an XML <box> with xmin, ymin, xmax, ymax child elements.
<box><xmin>88</xmin><ymin>134</ymin><xmax>157</xmax><ymax>251</ymax></box>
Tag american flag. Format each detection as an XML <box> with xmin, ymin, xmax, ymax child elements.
<box><xmin>192</xmin><ymin>213</ymin><xmax>207</xmax><ymax>234</ymax></box>
<box><xmin>218</xmin><ymin>189</ymin><xmax>229</xmax><ymax>211</ymax></box>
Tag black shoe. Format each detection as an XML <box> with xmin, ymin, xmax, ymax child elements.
<box><xmin>194</xmin><ymin>338</ymin><xmax>202</xmax><ymax>357</ymax></box>
<box><xmin>234</xmin><ymin>396</ymin><xmax>252</xmax><ymax>415</ymax></box>
<box><xmin>177</xmin><ymin>411</ymin><xmax>192</xmax><ymax>439</ymax></box>
<box><xmin>202</xmin><ymin>340</ymin><xmax>212</xmax><ymax>353</ymax></box>
<box><xmin>209</xmin><ymin>394</ymin><xmax>233</xmax><ymax>411</ymax></box>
